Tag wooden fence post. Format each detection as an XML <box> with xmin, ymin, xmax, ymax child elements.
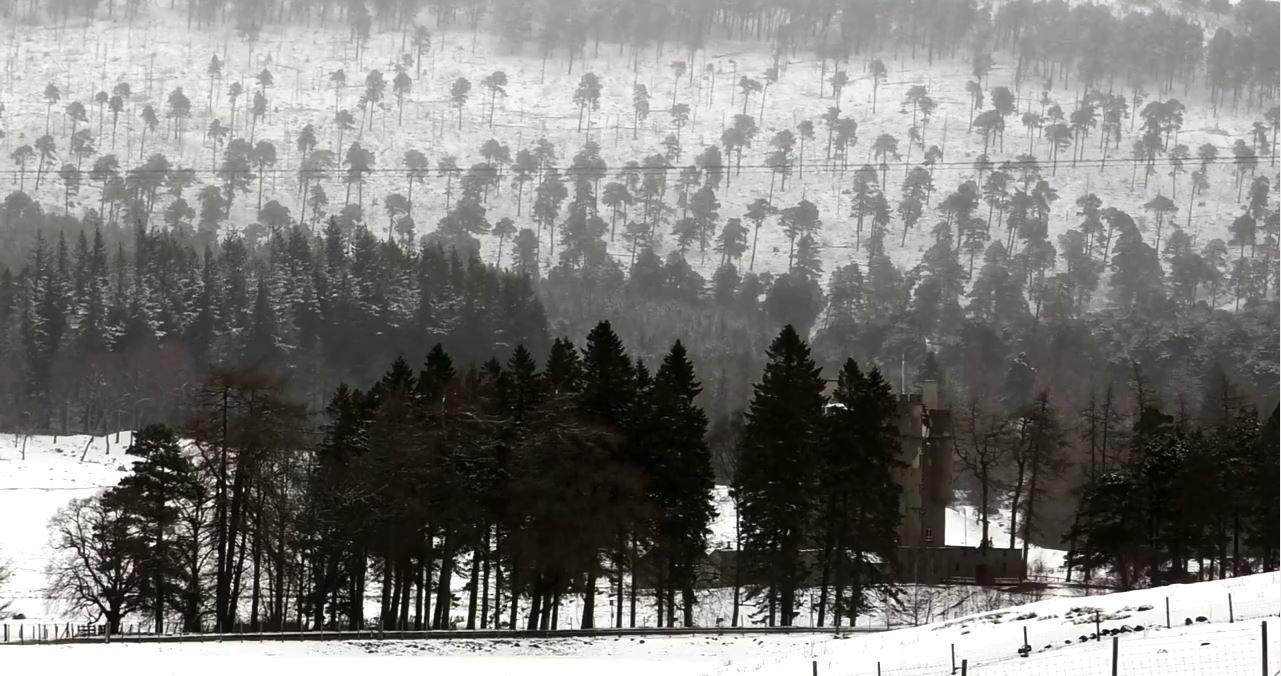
<box><xmin>960</xmin><ymin>658</ymin><xmax>967</xmax><ymax>676</ymax></box>
<box><xmin>1230</xmin><ymin>593</ymin><xmax>1235</xmax><ymax>623</ymax></box>
<box><xmin>1165</xmin><ymin>597</ymin><xmax>1170</xmax><ymax>629</ymax></box>
<box><xmin>811</xmin><ymin>659</ymin><xmax>817</xmax><ymax>676</ymax></box>
<box><xmin>1111</xmin><ymin>635</ymin><xmax>1119</xmax><ymax>676</ymax></box>
<box><xmin>1096</xmin><ymin>611</ymin><xmax>1102</xmax><ymax>641</ymax></box>
<box><xmin>1262</xmin><ymin>621</ymin><xmax>1268</xmax><ymax>676</ymax></box>
<box><xmin>951</xmin><ymin>643</ymin><xmax>957</xmax><ymax>674</ymax></box>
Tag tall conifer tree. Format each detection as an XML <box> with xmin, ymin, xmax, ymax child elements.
<box><xmin>733</xmin><ymin>325</ymin><xmax>825</xmax><ymax>626</ymax></box>
<box><xmin>650</xmin><ymin>340</ymin><xmax>715</xmax><ymax>627</ymax></box>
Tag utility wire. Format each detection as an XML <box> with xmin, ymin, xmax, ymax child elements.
<box><xmin>0</xmin><ymin>154</ymin><xmax>1269</xmax><ymax>176</ymax></box>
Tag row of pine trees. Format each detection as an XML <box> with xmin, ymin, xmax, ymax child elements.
<box><xmin>45</xmin><ymin>317</ymin><xmax>1280</xmax><ymax>635</ymax></box>
<box><xmin>47</xmin><ymin>322</ymin><xmax>908</xmax><ymax>632</ymax></box>
<box><xmin>0</xmin><ymin>221</ymin><xmax>551</xmax><ymax>433</ymax></box>
<box><xmin>43</xmin><ymin>0</ymin><xmax>1279</xmax><ymax>107</ymax></box>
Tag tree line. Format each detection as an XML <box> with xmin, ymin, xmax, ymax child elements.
<box><xmin>47</xmin><ymin>322</ymin><xmax>907</xmax><ymax>632</ymax></box>
<box><xmin>27</xmin><ymin>0</ymin><xmax>1279</xmax><ymax>107</ymax></box>
<box><xmin>1069</xmin><ymin>394</ymin><xmax>1278</xmax><ymax>589</ymax></box>
<box><xmin>0</xmin><ymin>220</ymin><xmax>550</xmax><ymax>434</ymax></box>
<box><xmin>42</xmin><ymin>318</ymin><xmax>1279</xmax><ymax>634</ymax></box>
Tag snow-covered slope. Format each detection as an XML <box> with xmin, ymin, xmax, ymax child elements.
<box><xmin>748</xmin><ymin>571</ymin><xmax>1280</xmax><ymax>676</ymax></box>
<box><xmin>0</xmin><ymin>10</ymin><xmax>1270</xmax><ymax>295</ymax></box>
<box><xmin>0</xmin><ymin>432</ymin><xmax>132</xmax><ymax>621</ymax></box>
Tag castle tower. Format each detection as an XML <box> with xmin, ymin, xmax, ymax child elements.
<box><xmin>893</xmin><ymin>380</ymin><xmax>951</xmax><ymax>548</ymax></box>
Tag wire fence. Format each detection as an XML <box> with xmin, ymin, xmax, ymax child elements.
<box><xmin>0</xmin><ymin>621</ymin><xmax>857</xmax><ymax>645</ymax></box>
<box><xmin>792</xmin><ymin>620</ymin><xmax>1275</xmax><ymax>676</ymax></box>
<box><xmin>3</xmin><ymin>579</ymin><xmax>1276</xmax><ymax>676</ymax></box>
<box><xmin>753</xmin><ymin>578</ymin><xmax>1281</xmax><ymax>676</ymax></box>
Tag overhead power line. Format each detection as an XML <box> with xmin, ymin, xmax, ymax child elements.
<box><xmin>0</xmin><ymin>154</ymin><xmax>1268</xmax><ymax>176</ymax></box>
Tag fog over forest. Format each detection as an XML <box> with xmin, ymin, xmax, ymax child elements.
<box><xmin>0</xmin><ymin>0</ymin><xmax>1276</xmax><ymax>649</ymax></box>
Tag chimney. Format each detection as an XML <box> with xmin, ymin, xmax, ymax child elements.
<box><xmin>922</xmin><ymin>380</ymin><xmax>939</xmax><ymax>410</ymax></box>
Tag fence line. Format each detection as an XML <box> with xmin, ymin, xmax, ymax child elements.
<box><xmin>0</xmin><ymin>622</ymin><xmax>871</xmax><ymax>646</ymax></box>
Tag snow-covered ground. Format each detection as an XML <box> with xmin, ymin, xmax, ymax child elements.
<box><xmin>0</xmin><ymin>432</ymin><xmax>131</xmax><ymax>621</ymax></box>
<box><xmin>3</xmin><ymin>570</ymin><xmax>1276</xmax><ymax>676</ymax></box>
<box><xmin>745</xmin><ymin>572</ymin><xmax>1280</xmax><ymax>676</ymax></box>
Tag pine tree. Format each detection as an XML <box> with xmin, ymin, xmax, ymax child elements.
<box><xmin>242</xmin><ymin>278</ymin><xmax>279</xmax><ymax>366</ymax></box>
<box><xmin>620</xmin><ymin>357</ymin><xmax>657</xmax><ymax>628</ymax></box>
<box><xmin>649</xmin><ymin>341</ymin><xmax>714</xmax><ymax>627</ymax></box>
<box><xmin>111</xmin><ymin>424</ymin><xmax>198</xmax><ymax>635</ymax></box>
<box><xmin>574</xmin><ymin>321</ymin><xmax>635</xmax><ymax>627</ymax></box>
<box><xmin>733</xmin><ymin>325</ymin><xmax>826</xmax><ymax>626</ymax></box>
<box><xmin>543</xmin><ymin>337</ymin><xmax>581</xmax><ymax>395</ymax></box>
<box><xmin>815</xmin><ymin>361</ymin><xmax>902</xmax><ymax>627</ymax></box>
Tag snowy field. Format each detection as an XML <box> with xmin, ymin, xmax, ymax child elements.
<box><xmin>0</xmin><ymin>8</ymin><xmax>1272</xmax><ymax>288</ymax></box>
<box><xmin>0</xmin><ymin>432</ymin><xmax>131</xmax><ymax>621</ymax></box>
<box><xmin>1</xmin><ymin>570</ymin><xmax>1276</xmax><ymax>676</ymax></box>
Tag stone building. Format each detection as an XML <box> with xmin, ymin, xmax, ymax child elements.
<box><xmin>893</xmin><ymin>381</ymin><xmax>952</xmax><ymax>550</ymax></box>
<box><xmin>891</xmin><ymin>381</ymin><xmax>1026</xmax><ymax>586</ymax></box>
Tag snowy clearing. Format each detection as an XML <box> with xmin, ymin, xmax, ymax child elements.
<box><xmin>0</xmin><ymin>432</ymin><xmax>132</xmax><ymax>621</ymax></box>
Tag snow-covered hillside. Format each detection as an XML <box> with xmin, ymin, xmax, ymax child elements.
<box><xmin>0</xmin><ymin>432</ymin><xmax>131</xmax><ymax>621</ymax></box>
<box><xmin>747</xmin><ymin>571</ymin><xmax>1280</xmax><ymax>676</ymax></box>
<box><xmin>0</xmin><ymin>8</ymin><xmax>1271</xmax><ymax>292</ymax></box>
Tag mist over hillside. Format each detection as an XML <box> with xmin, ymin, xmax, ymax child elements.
<box><xmin>0</xmin><ymin>0</ymin><xmax>1276</xmax><ymax>658</ymax></box>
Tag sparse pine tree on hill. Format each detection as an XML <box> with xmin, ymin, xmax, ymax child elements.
<box><xmin>392</xmin><ymin>70</ymin><xmax>412</xmax><ymax>125</ymax></box>
<box><xmin>481</xmin><ymin>70</ymin><xmax>507</xmax><ymax>128</ymax></box>
<box><xmin>869</xmin><ymin>60</ymin><xmax>887</xmax><ymax>113</ymax></box>
<box><xmin>451</xmin><ymin>77</ymin><xmax>471</xmax><ymax>130</ymax></box>
<box><xmin>632</xmin><ymin>84</ymin><xmax>650</xmax><ymax>140</ymax></box>
<box><xmin>573</xmin><ymin>73</ymin><xmax>602</xmax><ymax>133</ymax></box>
